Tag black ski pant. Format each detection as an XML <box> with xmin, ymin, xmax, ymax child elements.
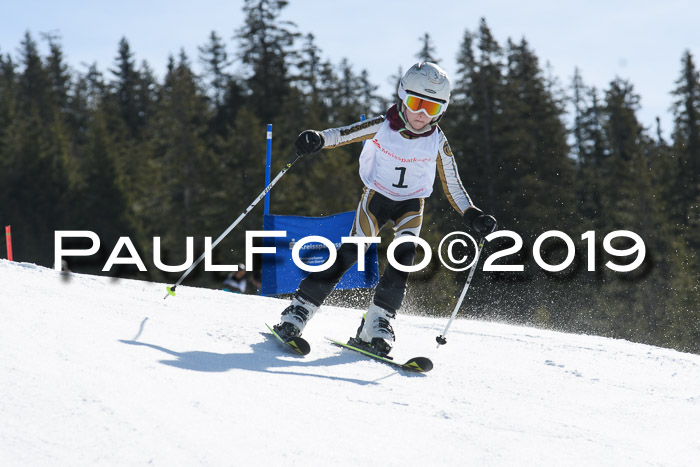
<box><xmin>296</xmin><ymin>188</ymin><xmax>424</xmax><ymax>313</ymax></box>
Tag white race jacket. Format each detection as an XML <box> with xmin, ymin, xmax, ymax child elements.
<box><xmin>320</xmin><ymin>116</ymin><xmax>474</xmax><ymax>213</ymax></box>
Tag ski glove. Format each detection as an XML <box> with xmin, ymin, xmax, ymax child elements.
<box><xmin>463</xmin><ymin>207</ymin><xmax>498</xmax><ymax>236</ymax></box>
<box><xmin>294</xmin><ymin>130</ymin><xmax>325</xmax><ymax>156</ymax></box>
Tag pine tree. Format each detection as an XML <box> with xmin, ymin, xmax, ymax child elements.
<box><xmin>42</xmin><ymin>32</ymin><xmax>71</xmax><ymax>112</ymax></box>
<box><xmin>667</xmin><ymin>50</ymin><xmax>700</xmax><ymax>350</ymax></box>
<box><xmin>236</xmin><ymin>0</ymin><xmax>299</xmax><ymax>122</ymax></box>
<box><xmin>198</xmin><ymin>31</ymin><xmax>233</xmax><ymax>110</ymax></box>
<box><xmin>440</xmin><ymin>20</ymin><xmax>504</xmax><ymax>222</ymax></box>
<box><xmin>388</xmin><ymin>65</ymin><xmax>404</xmax><ymax>97</ymax></box>
<box><xmin>295</xmin><ymin>33</ymin><xmax>323</xmax><ymax>97</ymax></box>
<box><xmin>138</xmin><ymin>50</ymin><xmax>221</xmax><ymax>281</ymax></box>
<box><xmin>416</xmin><ymin>33</ymin><xmax>440</xmax><ymax>64</ymax></box>
<box><xmin>5</xmin><ymin>32</ymin><xmax>71</xmax><ymax>265</ymax></box>
<box><xmin>434</xmin><ymin>23</ymin><xmax>503</xmax><ymax>318</ymax></box>
<box><xmin>78</xmin><ymin>106</ymin><xmax>136</xmax><ymax>271</ymax></box>
<box><xmin>102</xmin><ymin>40</ymin><xmax>157</xmax><ymax>254</ymax></box>
<box><xmin>500</xmin><ymin>38</ymin><xmax>574</xmax><ymax>237</ymax></box>
<box><xmin>0</xmin><ymin>52</ymin><xmax>18</xmax><ymax>249</ymax></box>
<box><xmin>571</xmin><ymin>70</ymin><xmax>608</xmax><ymax>227</ymax></box>
<box><xmin>335</xmin><ymin>58</ymin><xmax>364</xmax><ymax>122</ymax></box>
<box><xmin>357</xmin><ymin>69</ymin><xmax>380</xmax><ymax>117</ymax></box>
<box><xmin>290</xmin><ymin>33</ymin><xmax>331</xmax><ymax>126</ymax></box>
<box><xmin>472</xmin><ymin>37</ymin><xmax>575</xmax><ymax>325</ymax></box>
<box><xmin>315</xmin><ymin>60</ymin><xmax>340</xmax><ymax>124</ymax></box>
<box><xmin>443</xmin><ymin>29</ymin><xmax>475</xmax><ymax>174</ymax></box>
<box><xmin>110</xmin><ymin>38</ymin><xmax>142</xmax><ymax>137</ymax></box>
<box><xmin>0</xmin><ymin>52</ymin><xmax>17</xmax><ymax>158</ymax></box>
<box><xmin>589</xmin><ymin>78</ymin><xmax>668</xmax><ymax>344</ymax></box>
<box><xmin>137</xmin><ymin>59</ymin><xmax>157</xmax><ymax>130</ymax></box>
<box><xmin>469</xmin><ymin>19</ymin><xmax>503</xmax><ymax>214</ymax></box>
<box><xmin>670</xmin><ymin>50</ymin><xmax>700</xmax><ymax>229</ymax></box>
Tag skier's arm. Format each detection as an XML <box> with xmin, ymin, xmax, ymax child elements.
<box><xmin>436</xmin><ymin>132</ymin><xmax>474</xmax><ymax>214</ymax></box>
<box><xmin>319</xmin><ymin>115</ymin><xmax>385</xmax><ymax>149</ymax></box>
<box><xmin>294</xmin><ymin>116</ymin><xmax>384</xmax><ymax>155</ymax></box>
<box><xmin>436</xmin><ymin>132</ymin><xmax>498</xmax><ymax>235</ymax></box>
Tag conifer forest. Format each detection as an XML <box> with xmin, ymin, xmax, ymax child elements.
<box><xmin>1</xmin><ymin>1</ymin><xmax>698</xmax><ymax>352</ymax></box>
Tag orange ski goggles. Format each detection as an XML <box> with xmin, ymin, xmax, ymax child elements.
<box><xmin>402</xmin><ymin>93</ymin><xmax>445</xmax><ymax>117</ymax></box>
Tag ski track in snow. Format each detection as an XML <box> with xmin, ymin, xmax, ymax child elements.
<box><xmin>1</xmin><ymin>259</ymin><xmax>699</xmax><ymax>466</ymax></box>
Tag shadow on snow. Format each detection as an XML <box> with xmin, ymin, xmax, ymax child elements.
<box><xmin>119</xmin><ymin>336</ymin><xmax>385</xmax><ymax>386</ymax></box>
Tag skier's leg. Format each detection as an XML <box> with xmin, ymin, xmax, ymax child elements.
<box><xmin>372</xmin><ymin>237</ymin><xmax>418</xmax><ymax>312</ymax></box>
<box><xmin>277</xmin><ymin>188</ymin><xmax>388</xmax><ymax>337</ymax></box>
<box><xmin>358</xmin><ymin>198</ymin><xmax>424</xmax><ymax>354</ymax></box>
<box><xmin>372</xmin><ymin>198</ymin><xmax>424</xmax><ymax>312</ymax></box>
<box><xmin>296</xmin><ymin>187</ymin><xmax>385</xmax><ymax>305</ymax></box>
<box><xmin>294</xmin><ymin>242</ymin><xmax>362</xmax><ymax>306</ymax></box>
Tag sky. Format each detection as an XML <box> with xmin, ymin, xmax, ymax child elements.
<box><xmin>2</xmin><ymin>0</ymin><xmax>698</xmax><ymax>139</ymax></box>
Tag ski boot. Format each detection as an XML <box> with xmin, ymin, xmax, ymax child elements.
<box><xmin>349</xmin><ymin>303</ymin><xmax>396</xmax><ymax>358</ymax></box>
<box><xmin>273</xmin><ymin>295</ymin><xmax>318</xmax><ymax>340</ymax></box>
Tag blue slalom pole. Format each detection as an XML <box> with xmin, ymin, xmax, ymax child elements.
<box><xmin>264</xmin><ymin>124</ymin><xmax>272</xmax><ymax>216</ymax></box>
<box><xmin>360</xmin><ymin>114</ymin><xmax>366</xmax><ymax>147</ymax></box>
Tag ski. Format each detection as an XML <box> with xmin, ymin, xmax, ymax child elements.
<box><xmin>326</xmin><ymin>337</ymin><xmax>433</xmax><ymax>373</ymax></box>
<box><xmin>265</xmin><ymin>323</ymin><xmax>311</xmax><ymax>356</ymax></box>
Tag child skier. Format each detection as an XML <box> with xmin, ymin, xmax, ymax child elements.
<box><xmin>273</xmin><ymin>62</ymin><xmax>497</xmax><ymax>356</ymax></box>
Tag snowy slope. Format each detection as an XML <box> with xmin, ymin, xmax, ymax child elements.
<box><xmin>1</xmin><ymin>259</ymin><xmax>699</xmax><ymax>467</ymax></box>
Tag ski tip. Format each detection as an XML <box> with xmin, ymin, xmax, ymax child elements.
<box><xmin>266</xmin><ymin>324</ymin><xmax>310</xmax><ymax>356</ymax></box>
<box><xmin>286</xmin><ymin>337</ymin><xmax>311</xmax><ymax>356</ymax></box>
<box><xmin>327</xmin><ymin>337</ymin><xmax>432</xmax><ymax>373</ymax></box>
<box><xmin>403</xmin><ymin>357</ymin><xmax>433</xmax><ymax>373</ymax></box>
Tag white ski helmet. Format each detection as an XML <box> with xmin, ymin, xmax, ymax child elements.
<box><xmin>398</xmin><ymin>62</ymin><xmax>451</xmax><ymax>117</ymax></box>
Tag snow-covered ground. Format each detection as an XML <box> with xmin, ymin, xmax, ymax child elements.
<box><xmin>1</xmin><ymin>259</ymin><xmax>699</xmax><ymax>466</ymax></box>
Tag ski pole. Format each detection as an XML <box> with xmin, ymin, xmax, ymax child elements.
<box><xmin>164</xmin><ymin>153</ymin><xmax>303</xmax><ymax>299</ymax></box>
<box><xmin>436</xmin><ymin>237</ymin><xmax>486</xmax><ymax>347</ymax></box>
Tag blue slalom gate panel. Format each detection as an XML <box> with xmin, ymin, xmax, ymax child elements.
<box><xmin>260</xmin><ymin>211</ymin><xmax>379</xmax><ymax>296</ymax></box>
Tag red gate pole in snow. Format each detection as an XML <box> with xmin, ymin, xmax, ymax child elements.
<box><xmin>5</xmin><ymin>225</ymin><xmax>12</xmax><ymax>261</ymax></box>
